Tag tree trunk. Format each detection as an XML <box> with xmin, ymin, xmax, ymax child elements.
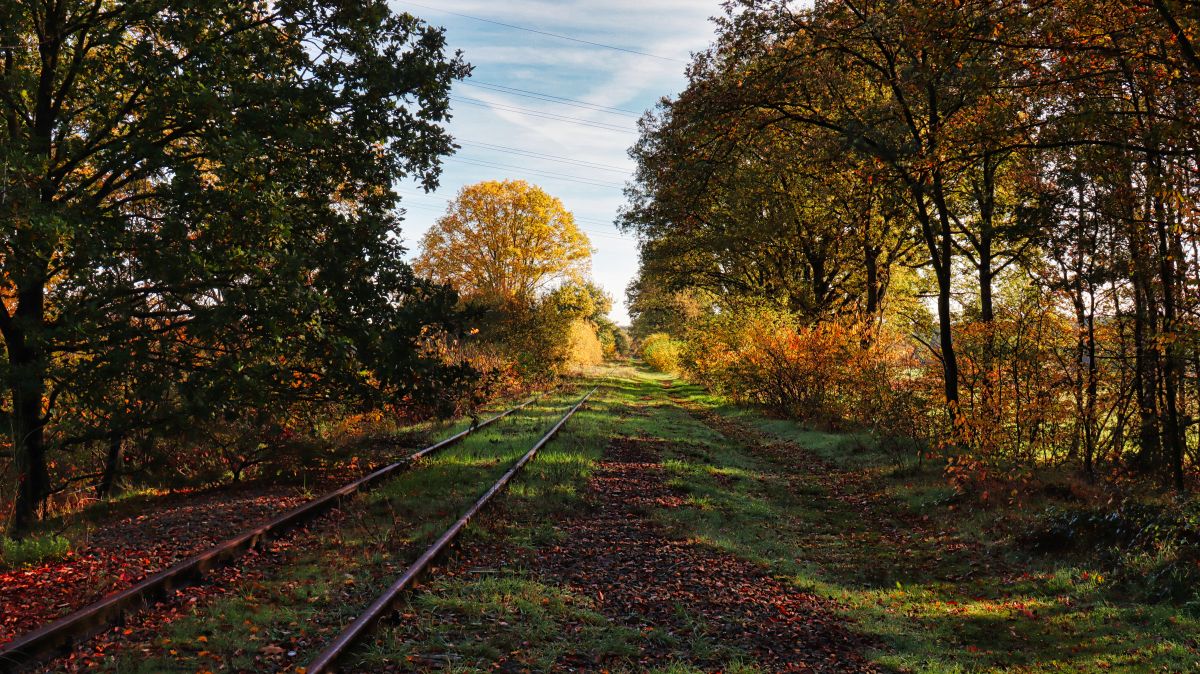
<box><xmin>1132</xmin><ymin>243</ymin><xmax>1162</xmax><ymax>473</ymax></box>
<box><xmin>5</xmin><ymin>2</ymin><xmax>61</xmax><ymax>537</ymax></box>
<box><xmin>1152</xmin><ymin>170</ymin><xmax>1186</xmax><ymax>491</ymax></box>
<box><xmin>96</xmin><ymin>433</ymin><xmax>125</xmax><ymax>500</ymax></box>
<box><xmin>864</xmin><ymin>244</ymin><xmax>881</xmax><ymax>317</ymax></box>
<box><xmin>929</xmin><ymin>173</ymin><xmax>961</xmax><ymax>417</ymax></box>
<box><xmin>6</xmin><ymin>323</ymin><xmax>49</xmax><ymax>538</ymax></box>
<box><xmin>1084</xmin><ymin>303</ymin><xmax>1099</xmax><ymax>478</ymax></box>
<box><xmin>976</xmin><ymin>154</ymin><xmax>997</xmax><ymax>324</ymax></box>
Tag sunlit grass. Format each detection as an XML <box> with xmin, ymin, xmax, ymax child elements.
<box><xmin>653</xmin><ymin>375</ymin><xmax>1200</xmax><ymax>673</ymax></box>
<box><xmin>0</xmin><ymin>533</ymin><xmax>70</xmax><ymax>569</ymax></box>
<box><xmin>85</xmin><ymin>367</ymin><xmax>1200</xmax><ymax>672</ymax></box>
<box><xmin>92</xmin><ymin>385</ymin><xmax>597</xmax><ymax>672</ymax></box>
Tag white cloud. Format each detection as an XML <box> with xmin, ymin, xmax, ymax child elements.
<box><xmin>393</xmin><ymin>0</ymin><xmax>719</xmax><ymax>323</ymax></box>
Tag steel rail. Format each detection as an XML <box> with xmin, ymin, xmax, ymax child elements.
<box><xmin>0</xmin><ymin>397</ymin><xmax>540</xmax><ymax>673</ymax></box>
<box><xmin>305</xmin><ymin>386</ymin><xmax>598</xmax><ymax>674</ymax></box>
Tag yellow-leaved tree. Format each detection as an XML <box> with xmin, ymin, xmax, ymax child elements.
<box><xmin>414</xmin><ymin>180</ymin><xmax>592</xmax><ymax>303</ymax></box>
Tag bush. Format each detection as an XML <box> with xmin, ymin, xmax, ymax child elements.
<box><xmin>682</xmin><ymin>308</ymin><xmax>927</xmax><ymax>432</ymax></box>
<box><xmin>565</xmin><ymin>319</ymin><xmax>604</xmax><ymax>371</ymax></box>
<box><xmin>1024</xmin><ymin>501</ymin><xmax>1200</xmax><ymax>602</ymax></box>
<box><xmin>595</xmin><ymin>318</ymin><xmax>631</xmax><ymax>359</ymax></box>
<box><xmin>952</xmin><ymin>294</ymin><xmax>1086</xmax><ymax>468</ymax></box>
<box><xmin>1</xmin><ymin>534</ymin><xmax>70</xmax><ymax>569</ymax></box>
<box><xmin>641</xmin><ymin>333</ymin><xmax>682</xmax><ymax>373</ymax></box>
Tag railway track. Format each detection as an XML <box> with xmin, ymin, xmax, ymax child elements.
<box><xmin>306</xmin><ymin>386</ymin><xmax>596</xmax><ymax>673</ymax></box>
<box><xmin>0</xmin><ymin>393</ymin><xmax>555</xmax><ymax>673</ymax></box>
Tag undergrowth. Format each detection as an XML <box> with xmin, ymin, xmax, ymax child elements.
<box><xmin>1</xmin><ymin>534</ymin><xmax>70</xmax><ymax>569</ymax></box>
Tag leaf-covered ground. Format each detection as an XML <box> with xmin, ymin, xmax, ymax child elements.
<box><xmin>17</xmin><ymin>366</ymin><xmax>1200</xmax><ymax>672</ymax></box>
<box><xmin>0</xmin><ymin>485</ymin><xmax>310</xmax><ymax>645</ymax></box>
<box><xmin>362</xmin><ymin>434</ymin><xmax>876</xmax><ymax>672</ymax></box>
<box><xmin>1</xmin><ymin>407</ymin><xmax>496</xmax><ymax>649</ymax></box>
<box><xmin>32</xmin><ymin>388</ymin><xmax>597</xmax><ymax>672</ymax></box>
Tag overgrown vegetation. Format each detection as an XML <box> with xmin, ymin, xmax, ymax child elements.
<box><xmin>0</xmin><ymin>0</ymin><xmax>476</xmax><ymax>536</ymax></box>
<box><xmin>85</xmin><ymin>387</ymin><xmax>600</xmax><ymax>672</ymax></box>
<box><xmin>640</xmin><ymin>333</ymin><xmax>683</xmax><ymax>374</ymax></box>
<box><xmin>0</xmin><ymin>534</ymin><xmax>70</xmax><ymax>569</ymax></box>
<box><xmin>0</xmin><ymin>23</ymin><xmax>627</xmax><ymax>537</ymax></box>
<box><xmin>342</xmin><ymin>368</ymin><xmax>1200</xmax><ymax>672</ymax></box>
<box><xmin>656</xmin><ymin>373</ymin><xmax>1200</xmax><ymax>673</ymax></box>
<box><xmin>415</xmin><ymin>179</ymin><xmax>628</xmax><ymax>384</ymax></box>
<box><xmin>621</xmin><ymin>0</ymin><xmax>1200</xmax><ymax>497</ymax></box>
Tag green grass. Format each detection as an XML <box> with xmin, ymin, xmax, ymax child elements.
<box><xmin>89</xmin><ymin>387</ymin><xmax>601</xmax><ymax>673</ymax></box>
<box><xmin>654</xmin><ymin>376</ymin><xmax>1200</xmax><ymax>673</ymax></box>
<box><xmin>0</xmin><ymin>533</ymin><xmax>70</xmax><ymax>568</ymax></box>
<box><xmin>31</xmin><ymin>396</ymin><xmax>530</xmax><ymax>545</ymax></box>
<box><xmin>342</xmin><ymin>366</ymin><xmax>766</xmax><ymax>673</ymax></box>
<box><xmin>359</xmin><ymin>572</ymin><xmax>641</xmax><ymax>671</ymax></box>
<box><xmin>80</xmin><ymin>366</ymin><xmax>1200</xmax><ymax>672</ymax></box>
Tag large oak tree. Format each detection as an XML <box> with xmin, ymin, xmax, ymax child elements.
<box><xmin>0</xmin><ymin>0</ymin><xmax>470</xmax><ymax>534</ymax></box>
<box><xmin>415</xmin><ymin>179</ymin><xmax>592</xmax><ymax>305</ymax></box>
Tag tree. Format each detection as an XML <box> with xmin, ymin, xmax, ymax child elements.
<box><xmin>414</xmin><ymin>180</ymin><xmax>592</xmax><ymax>304</ymax></box>
<box><xmin>625</xmin><ymin>276</ymin><xmax>711</xmax><ymax>340</ymax></box>
<box><xmin>703</xmin><ymin>0</ymin><xmax>1048</xmax><ymax>420</ymax></box>
<box><xmin>1</xmin><ymin>0</ymin><xmax>470</xmax><ymax>535</ymax></box>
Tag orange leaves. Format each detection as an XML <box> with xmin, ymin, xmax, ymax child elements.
<box><xmin>951</xmin><ymin>302</ymin><xmax>1082</xmax><ymax>474</ymax></box>
<box><xmin>412</xmin><ymin>180</ymin><xmax>592</xmax><ymax>304</ymax></box>
<box><xmin>684</xmin><ymin>308</ymin><xmax>923</xmax><ymax>432</ymax></box>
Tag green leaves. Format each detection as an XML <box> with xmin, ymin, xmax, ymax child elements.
<box><xmin>1</xmin><ymin>0</ymin><xmax>473</xmax><ymax>530</ymax></box>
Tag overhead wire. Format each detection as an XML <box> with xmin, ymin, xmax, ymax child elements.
<box><xmin>448</xmin><ymin>156</ymin><xmax>626</xmax><ymax>189</ymax></box>
<box><xmin>399</xmin><ymin>194</ymin><xmax>633</xmax><ymax>241</ymax></box>
<box><xmin>401</xmin><ymin>2</ymin><xmax>687</xmax><ymax>64</ymax></box>
<box><xmin>460</xmin><ymin>81</ymin><xmax>642</xmax><ymax>117</ymax></box>
<box><xmin>392</xmin><ymin>4</ymin><xmax>662</xmax><ymax>247</ymax></box>
<box><xmin>450</xmin><ymin>96</ymin><xmax>632</xmax><ymax>133</ymax></box>
<box><xmin>458</xmin><ymin>140</ymin><xmax>631</xmax><ymax>173</ymax></box>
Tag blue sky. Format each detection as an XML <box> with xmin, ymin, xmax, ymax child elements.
<box><xmin>391</xmin><ymin>1</ymin><xmax>722</xmax><ymax>324</ymax></box>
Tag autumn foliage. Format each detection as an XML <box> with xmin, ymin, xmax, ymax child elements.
<box><xmin>415</xmin><ymin>180</ymin><xmax>592</xmax><ymax>305</ymax></box>
<box><xmin>622</xmin><ymin>0</ymin><xmax>1200</xmax><ymax>498</ymax></box>
<box><xmin>640</xmin><ymin>333</ymin><xmax>682</xmax><ymax>374</ymax></box>
<box><xmin>414</xmin><ymin>180</ymin><xmax>623</xmax><ymax>386</ymax></box>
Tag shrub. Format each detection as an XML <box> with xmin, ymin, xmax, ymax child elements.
<box><xmin>682</xmin><ymin>308</ymin><xmax>926</xmax><ymax>430</ymax></box>
<box><xmin>564</xmin><ymin>319</ymin><xmax>604</xmax><ymax>371</ymax></box>
<box><xmin>952</xmin><ymin>298</ymin><xmax>1080</xmax><ymax>468</ymax></box>
<box><xmin>1024</xmin><ymin>501</ymin><xmax>1200</xmax><ymax>603</ymax></box>
<box><xmin>641</xmin><ymin>333</ymin><xmax>682</xmax><ymax>373</ymax></box>
<box><xmin>595</xmin><ymin>318</ymin><xmax>631</xmax><ymax>359</ymax></box>
<box><xmin>1</xmin><ymin>534</ymin><xmax>71</xmax><ymax>569</ymax></box>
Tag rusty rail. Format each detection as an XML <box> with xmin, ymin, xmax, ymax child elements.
<box><xmin>0</xmin><ymin>397</ymin><xmax>539</xmax><ymax>673</ymax></box>
<box><xmin>305</xmin><ymin>386</ymin><xmax>598</xmax><ymax>674</ymax></box>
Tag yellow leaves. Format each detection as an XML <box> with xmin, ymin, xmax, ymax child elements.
<box><xmin>413</xmin><ymin>180</ymin><xmax>592</xmax><ymax>304</ymax></box>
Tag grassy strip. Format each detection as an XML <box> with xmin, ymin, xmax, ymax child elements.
<box><xmin>345</xmin><ymin>366</ymin><xmax>770</xmax><ymax>673</ymax></box>
<box><xmin>660</xmin><ymin>375</ymin><xmax>1200</xmax><ymax>673</ymax></box>
<box><xmin>0</xmin><ymin>534</ymin><xmax>70</xmax><ymax>569</ymax></box>
<box><xmin>88</xmin><ymin>387</ymin><xmax>590</xmax><ymax>673</ymax></box>
<box><xmin>92</xmin><ymin>365</ymin><xmax>1200</xmax><ymax>672</ymax></box>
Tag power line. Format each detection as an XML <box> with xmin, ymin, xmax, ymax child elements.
<box><xmin>402</xmin><ymin>2</ymin><xmax>687</xmax><ymax>64</ymax></box>
<box><xmin>451</xmin><ymin>96</ymin><xmax>632</xmax><ymax>133</ymax></box>
<box><xmin>449</xmin><ymin>156</ymin><xmax>626</xmax><ymax>189</ymax></box>
<box><xmin>459</xmin><ymin>140</ymin><xmax>630</xmax><ymax>173</ymax></box>
<box><xmin>450</xmin><ymin>156</ymin><xmax>624</xmax><ymax>189</ymax></box>
<box><xmin>461</xmin><ymin>81</ymin><xmax>642</xmax><ymax>117</ymax></box>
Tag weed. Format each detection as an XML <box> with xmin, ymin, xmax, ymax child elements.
<box><xmin>1</xmin><ymin>534</ymin><xmax>70</xmax><ymax>568</ymax></box>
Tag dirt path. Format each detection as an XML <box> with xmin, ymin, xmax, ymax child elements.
<box><xmin>449</xmin><ymin>435</ymin><xmax>879</xmax><ymax>672</ymax></box>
